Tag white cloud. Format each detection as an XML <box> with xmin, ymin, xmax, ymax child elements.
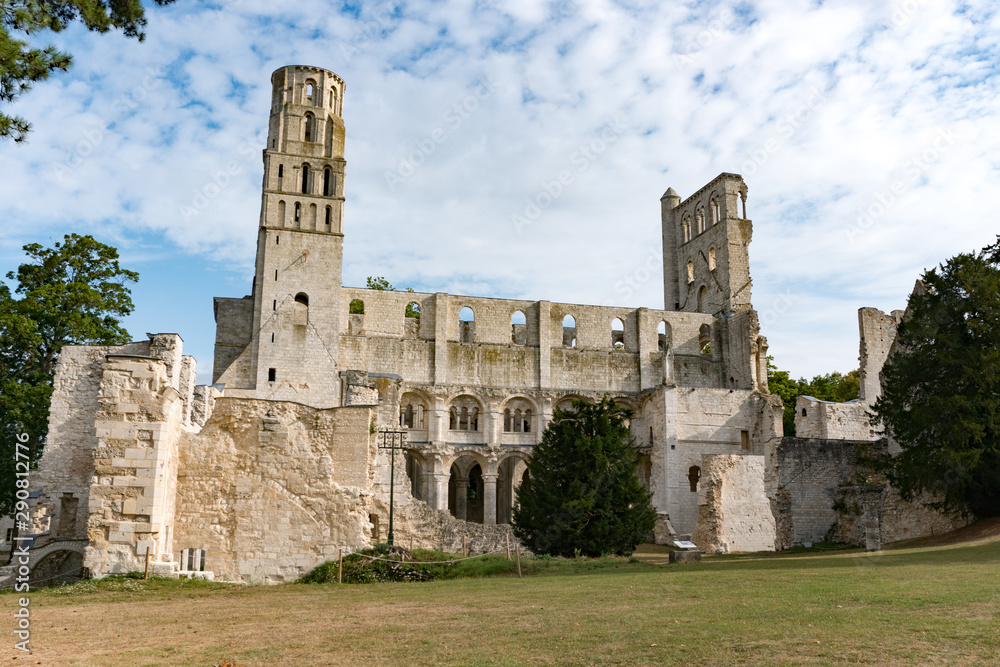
<box><xmin>1</xmin><ymin>0</ymin><xmax>998</xmax><ymax>382</ymax></box>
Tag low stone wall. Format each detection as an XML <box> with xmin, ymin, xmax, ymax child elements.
<box><xmin>794</xmin><ymin>397</ymin><xmax>874</xmax><ymax>440</ymax></box>
<box><xmin>693</xmin><ymin>454</ymin><xmax>776</xmax><ymax>553</ymax></box>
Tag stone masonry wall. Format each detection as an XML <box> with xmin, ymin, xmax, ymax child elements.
<box><xmin>692</xmin><ymin>454</ymin><xmax>775</xmax><ymax>553</ymax></box>
<box><xmin>794</xmin><ymin>397</ymin><xmax>874</xmax><ymax>440</ymax></box>
<box><xmin>172</xmin><ymin>398</ymin><xmax>375</xmax><ymax>584</ymax></box>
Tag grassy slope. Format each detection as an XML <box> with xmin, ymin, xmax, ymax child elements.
<box><xmin>2</xmin><ymin>540</ymin><xmax>999</xmax><ymax>666</ymax></box>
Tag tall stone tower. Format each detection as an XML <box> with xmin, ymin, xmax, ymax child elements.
<box><xmin>660</xmin><ymin>172</ymin><xmax>752</xmax><ymax>316</ymax></box>
<box><xmin>247</xmin><ymin>65</ymin><xmax>347</xmax><ymax>407</ymax></box>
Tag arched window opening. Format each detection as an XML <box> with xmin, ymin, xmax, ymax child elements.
<box><xmin>304</xmin><ymin>113</ymin><xmax>314</xmax><ymax>142</ymax></box>
<box><xmin>449</xmin><ymin>407</ymin><xmax>458</xmax><ymax>430</ymax></box>
<box><xmin>523</xmin><ymin>409</ymin><xmax>531</xmax><ymax>433</ymax></box>
<box><xmin>470</xmin><ymin>407</ymin><xmax>479</xmax><ymax>431</ymax></box>
<box><xmin>330</xmin><ymin>88</ymin><xmax>337</xmax><ymax>109</ymax></box>
<box><xmin>712</xmin><ymin>199</ymin><xmax>721</xmax><ymax>224</ymax></box>
<box><xmin>294</xmin><ymin>202</ymin><xmax>301</xmax><ymax>225</ymax></box>
<box><xmin>349</xmin><ymin>298</ymin><xmax>364</xmax><ymax>314</ymax></box>
<box><xmin>696</xmin><ymin>207</ymin><xmax>705</xmax><ymax>234</ymax></box>
<box><xmin>309</xmin><ymin>203</ymin><xmax>317</xmax><ymax>229</ymax></box>
<box><xmin>687</xmin><ymin>261</ymin><xmax>694</xmax><ymax>284</ymax></box>
<box><xmin>503</xmin><ymin>409</ymin><xmax>512</xmax><ymax>432</ymax></box>
<box><xmin>459</xmin><ymin>306</ymin><xmax>475</xmax><ymax>343</ymax></box>
<box><xmin>305</xmin><ymin>81</ymin><xmax>315</xmax><ymax>104</ymax></box>
<box><xmin>325</xmin><ymin>206</ymin><xmax>331</xmax><ymax>228</ymax></box>
<box><xmin>697</xmin><ymin>285</ymin><xmax>708</xmax><ymax>313</ymax></box>
<box><xmin>513</xmin><ymin>409</ymin><xmax>523</xmax><ymax>433</ymax></box>
<box><xmin>611</xmin><ymin>317</ymin><xmax>625</xmax><ymax>350</ymax></box>
<box><xmin>301</xmin><ymin>164</ymin><xmax>310</xmax><ymax>194</ymax></box>
<box><xmin>658</xmin><ymin>321</ymin><xmax>670</xmax><ymax>351</ymax></box>
<box><xmin>460</xmin><ymin>407</ymin><xmax>469</xmax><ymax>430</ymax></box>
<box><xmin>277</xmin><ymin>164</ymin><xmax>283</xmax><ymax>179</ymax></box>
<box><xmin>688</xmin><ymin>465</ymin><xmax>701</xmax><ymax>492</ymax></box>
<box><xmin>323</xmin><ymin>167</ymin><xmax>332</xmax><ymax>196</ymax></box>
<box><xmin>682</xmin><ymin>217</ymin><xmax>691</xmax><ymax>243</ymax></box>
<box><xmin>405</xmin><ymin>302</ymin><xmax>420</xmax><ymax>319</ymax></box>
<box><xmin>562</xmin><ymin>314</ymin><xmax>576</xmax><ymax>348</ymax></box>
<box><xmin>709</xmin><ymin>247</ymin><xmax>716</xmax><ymax>271</ymax></box>
<box><xmin>699</xmin><ymin>323</ymin><xmax>712</xmax><ymax>355</ymax></box>
<box><xmin>403</xmin><ymin>404</ymin><xmax>414</xmax><ymax>428</ymax></box>
<box><xmin>278</xmin><ymin>200</ymin><xmax>286</xmax><ymax>227</ymax></box>
<box><xmin>511</xmin><ymin>310</ymin><xmax>526</xmax><ymax>345</ymax></box>
<box><xmin>293</xmin><ymin>293</ymin><xmax>309</xmax><ymax>326</ymax></box>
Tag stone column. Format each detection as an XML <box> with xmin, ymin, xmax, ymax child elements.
<box><xmin>455</xmin><ymin>476</ymin><xmax>468</xmax><ymax>520</ymax></box>
<box><xmin>432</xmin><ymin>472</ymin><xmax>450</xmax><ymax>512</ymax></box>
<box><xmin>538</xmin><ymin>300</ymin><xmax>551</xmax><ymax>389</ymax></box>
<box><xmin>483</xmin><ymin>472</ymin><xmax>498</xmax><ymax>525</ymax></box>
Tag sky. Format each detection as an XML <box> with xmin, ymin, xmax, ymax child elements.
<box><xmin>1</xmin><ymin>0</ymin><xmax>998</xmax><ymax>385</ymax></box>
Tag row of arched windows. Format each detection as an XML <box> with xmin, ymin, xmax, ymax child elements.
<box><xmin>274</xmin><ymin>162</ymin><xmax>337</xmax><ymax>198</ymax></box>
<box><xmin>503</xmin><ymin>409</ymin><xmax>532</xmax><ymax>433</ymax></box>
<box><xmin>449</xmin><ymin>406</ymin><xmax>480</xmax><ymax>431</ymax></box>
<box><xmin>276</xmin><ymin>200</ymin><xmax>333</xmax><ymax>231</ymax></box>
<box><xmin>681</xmin><ymin>195</ymin><xmax>723</xmax><ymax>243</ymax></box>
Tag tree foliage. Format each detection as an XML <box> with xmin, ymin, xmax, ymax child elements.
<box><xmin>1</xmin><ymin>0</ymin><xmax>175</xmax><ymax>141</ymax></box>
<box><xmin>767</xmin><ymin>356</ymin><xmax>859</xmax><ymax>436</ymax></box>
<box><xmin>0</xmin><ymin>234</ymin><xmax>138</xmax><ymax>516</ymax></box>
<box><xmin>511</xmin><ymin>397</ymin><xmax>655</xmax><ymax>557</ymax></box>
<box><xmin>872</xmin><ymin>238</ymin><xmax>1000</xmax><ymax>519</ymax></box>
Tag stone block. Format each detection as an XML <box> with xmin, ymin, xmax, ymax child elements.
<box><xmin>669</xmin><ymin>550</ymin><xmax>701</xmax><ymax>563</ymax></box>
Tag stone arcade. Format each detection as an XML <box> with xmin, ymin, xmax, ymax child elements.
<box><xmin>12</xmin><ymin>65</ymin><xmax>962</xmax><ymax>585</ymax></box>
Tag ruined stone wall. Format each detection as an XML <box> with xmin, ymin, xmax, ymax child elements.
<box><xmin>172</xmin><ymin>399</ymin><xmax>375</xmax><ymax>584</ymax></box>
<box><xmin>794</xmin><ymin>397</ymin><xmax>874</xmax><ymax>440</ymax></box>
<box><xmin>773</xmin><ymin>438</ymin><xmax>854</xmax><ymax>548</ymax></box>
<box><xmin>660</xmin><ymin>388</ymin><xmax>769</xmax><ymax>537</ymax></box>
<box><xmin>335</xmin><ymin>287</ymin><xmax>727</xmax><ymax>392</ymax></box>
<box><xmin>831</xmin><ymin>486</ymin><xmax>964</xmax><ymax>545</ymax></box>
<box><xmin>693</xmin><ymin>454</ymin><xmax>775</xmax><ymax>553</ymax></box>
<box><xmin>29</xmin><ymin>343</ymin><xmax>150</xmax><ymax>538</ymax></box>
<box><xmin>858</xmin><ymin>307</ymin><xmax>901</xmax><ymax>403</ymax></box>
<box><xmin>212</xmin><ymin>296</ymin><xmax>254</xmax><ymax>384</ymax></box>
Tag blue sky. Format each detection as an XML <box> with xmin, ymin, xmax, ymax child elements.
<box><xmin>2</xmin><ymin>0</ymin><xmax>998</xmax><ymax>384</ymax></box>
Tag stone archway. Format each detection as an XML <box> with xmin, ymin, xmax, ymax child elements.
<box><xmin>30</xmin><ymin>548</ymin><xmax>85</xmax><ymax>588</ymax></box>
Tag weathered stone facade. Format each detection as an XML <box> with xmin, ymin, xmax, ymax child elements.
<box><xmin>12</xmin><ymin>64</ymin><xmax>962</xmax><ymax>586</ymax></box>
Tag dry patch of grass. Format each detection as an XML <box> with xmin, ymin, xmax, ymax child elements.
<box><xmin>2</xmin><ymin>539</ymin><xmax>999</xmax><ymax>666</ymax></box>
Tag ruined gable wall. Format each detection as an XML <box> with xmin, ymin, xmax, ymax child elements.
<box><xmin>693</xmin><ymin>454</ymin><xmax>776</xmax><ymax>553</ymax></box>
<box><xmin>172</xmin><ymin>398</ymin><xmax>375</xmax><ymax>584</ymax></box>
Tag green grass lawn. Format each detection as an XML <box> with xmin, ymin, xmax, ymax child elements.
<box><xmin>3</xmin><ymin>539</ymin><xmax>999</xmax><ymax>665</ymax></box>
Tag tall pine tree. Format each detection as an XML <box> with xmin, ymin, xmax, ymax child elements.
<box><xmin>512</xmin><ymin>397</ymin><xmax>655</xmax><ymax>557</ymax></box>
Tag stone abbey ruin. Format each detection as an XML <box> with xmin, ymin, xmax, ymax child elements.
<box><xmin>15</xmin><ymin>65</ymin><xmax>962</xmax><ymax>585</ymax></box>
